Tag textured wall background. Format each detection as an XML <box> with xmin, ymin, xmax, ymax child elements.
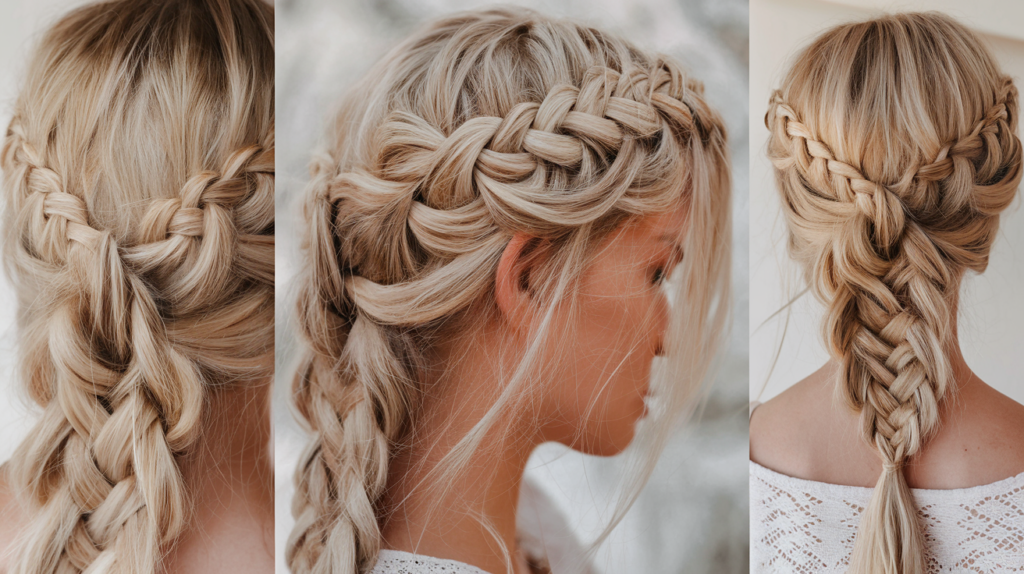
<box><xmin>749</xmin><ymin>0</ymin><xmax>1024</xmax><ymax>405</ymax></box>
<box><xmin>275</xmin><ymin>0</ymin><xmax>749</xmax><ymax>573</ymax></box>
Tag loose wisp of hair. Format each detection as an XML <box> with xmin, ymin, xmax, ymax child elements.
<box><xmin>288</xmin><ymin>8</ymin><xmax>731</xmax><ymax>574</ymax></box>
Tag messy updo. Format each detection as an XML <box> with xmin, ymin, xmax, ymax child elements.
<box><xmin>766</xmin><ymin>12</ymin><xmax>1021</xmax><ymax>574</ymax></box>
<box><xmin>1</xmin><ymin>0</ymin><xmax>274</xmax><ymax>572</ymax></box>
<box><xmin>289</xmin><ymin>8</ymin><xmax>731</xmax><ymax>573</ymax></box>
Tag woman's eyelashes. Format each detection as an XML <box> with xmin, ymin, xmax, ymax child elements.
<box><xmin>651</xmin><ymin>246</ymin><xmax>685</xmax><ymax>285</ymax></box>
<box><xmin>652</xmin><ymin>266</ymin><xmax>667</xmax><ymax>285</ymax></box>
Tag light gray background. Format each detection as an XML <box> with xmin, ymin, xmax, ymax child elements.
<box><xmin>749</xmin><ymin>0</ymin><xmax>1024</xmax><ymax>405</ymax></box>
<box><xmin>275</xmin><ymin>0</ymin><xmax>749</xmax><ymax>573</ymax></box>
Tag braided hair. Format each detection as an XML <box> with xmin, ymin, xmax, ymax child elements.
<box><xmin>766</xmin><ymin>12</ymin><xmax>1021</xmax><ymax>574</ymax></box>
<box><xmin>1</xmin><ymin>1</ymin><xmax>274</xmax><ymax>572</ymax></box>
<box><xmin>288</xmin><ymin>8</ymin><xmax>731</xmax><ymax>574</ymax></box>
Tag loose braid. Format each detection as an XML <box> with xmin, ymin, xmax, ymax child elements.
<box><xmin>766</xmin><ymin>13</ymin><xmax>1021</xmax><ymax>574</ymax></box>
<box><xmin>288</xmin><ymin>9</ymin><xmax>731</xmax><ymax>574</ymax></box>
<box><xmin>2</xmin><ymin>1</ymin><xmax>274</xmax><ymax>573</ymax></box>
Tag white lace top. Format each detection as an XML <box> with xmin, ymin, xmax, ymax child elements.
<box><xmin>750</xmin><ymin>460</ymin><xmax>1024</xmax><ymax>573</ymax></box>
<box><xmin>370</xmin><ymin>550</ymin><xmax>490</xmax><ymax>574</ymax></box>
<box><xmin>366</xmin><ymin>476</ymin><xmax>590</xmax><ymax>574</ymax></box>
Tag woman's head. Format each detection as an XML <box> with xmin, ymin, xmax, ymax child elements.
<box><xmin>766</xmin><ymin>12</ymin><xmax>1020</xmax><ymax>574</ymax></box>
<box><xmin>1</xmin><ymin>0</ymin><xmax>274</xmax><ymax>572</ymax></box>
<box><xmin>290</xmin><ymin>7</ymin><xmax>729</xmax><ymax>573</ymax></box>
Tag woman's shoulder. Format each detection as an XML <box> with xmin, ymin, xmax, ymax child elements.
<box><xmin>923</xmin><ymin>379</ymin><xmax>1024</xmax><ymax>487</ymax></box>
<box><xmin>749</xmin><ymin>365</ymin><xmax>874</xmax><ymax>484</ymax></box>
<box><xmin>750</xmin><ymin>365</ymin><xmax>1024</xmax><ymax>489</ymax></box>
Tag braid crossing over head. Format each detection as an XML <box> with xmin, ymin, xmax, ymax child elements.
<box><xmin>1</xmin><ymin>0</ymin><xmax>275</xmax><ymax>572</ymax></box>
<box><xmin>289</xmin><ymin>8</ymin><xmax>731</xmax><ymax>574</ymax></box>
<box><xmin>322</xmin><ymin>65</ymin><xmax>709</xmax><ymax>324</ymax></box>
<box><xmin>3</xmin><ymin>121</ymin><xmax>274</xmax><ymax>574</ymax></box>
<box><xmin>765</xmin><ymin>12</ymin><xmax>1022</xmax><ymax>574</ymax></box>
<box><xmin>769</xmin><ymin>84</ymin><xmax>1017</xmax><ymax>469</ymax></box>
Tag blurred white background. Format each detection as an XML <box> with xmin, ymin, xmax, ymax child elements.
<box><xmin>275</xmin><ymin>0</ymin><xmax>749</xmax><ymax>573</ymax></box>
<box><xmin>749</xmin><ymin>0</ymin><xmax>1024</xmax><ymax>405</ymax></box>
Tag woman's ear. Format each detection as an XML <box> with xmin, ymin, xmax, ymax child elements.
<box><xmin>495</xmin><ymin>232</ymin><xmax>541</xmax><ymax>328</ymax></box>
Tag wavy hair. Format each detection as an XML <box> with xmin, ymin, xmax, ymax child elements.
<box><xmin>766</xmin><ymin>12</ymin><xmax>1021</xmax><ymax>574</ymax></box>
<box><xmin>288</xmin><ymin>8</ymin><xmax>731</xmax><ymax>574</ymax></box>
<box><xmin>1</xmin><ymin>0</ymin><xmax>274</xmax><ymax>572</ymax></box>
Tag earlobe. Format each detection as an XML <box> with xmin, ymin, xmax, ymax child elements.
<box><xmin>495</xmin><ymin>232</ymin><xmax>538</xmax><ymax>326</ymax></box>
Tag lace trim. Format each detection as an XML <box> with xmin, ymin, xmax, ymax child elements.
<box><xmin>369</xmin><ymin>549</ymin><xmax>492</xmax><ymax>574</ymax></box>
<box><xmin>750</xmin><ymin>461</ymin><xmax>1024</xmax><ymax>573</ymax></box>
<box><xmin>751</xmin><ymin>460</ymin><xmax>1024</xmax><ymax>504</ymax></box>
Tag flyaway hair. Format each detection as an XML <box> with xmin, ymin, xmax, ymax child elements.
<box><xmin>288</xmin><ymin>8</ymin><xmax>731</xmax><ymax>574</ymax></box>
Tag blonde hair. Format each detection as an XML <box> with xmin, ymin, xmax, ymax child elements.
<box><xmin>1</xmin><ymin>0</ymin><xmax>274</xmax><ymax>572</ymax></box>
<box><xmin>766</xmin><ymin>12</ymin><xmax>1021</xmax><ymax>574</ymax></box>
<box><xmin>288</xmin><ymin>8</ymin><xmax>730</xmax><ymax>574</ymax></box>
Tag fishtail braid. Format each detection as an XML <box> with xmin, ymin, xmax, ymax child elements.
<box><xmin>765</xmin><ymin>12</ymin><xmax>1021</xmax><ymax>574</ymax></box>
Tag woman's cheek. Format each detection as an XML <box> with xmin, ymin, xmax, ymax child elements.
<box><xmin>549</xmin><ymin>281</ymin><xmax>661</xmax><ymax>453</ymax></box>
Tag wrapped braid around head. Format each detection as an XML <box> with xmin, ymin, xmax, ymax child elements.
<box><xmin>2</xmin><ymin>117</ymin><xmax>274</xmax><ymax>574</ymax></box>
<box><xmin>766</xmin><ymin>67</ymin><xmax>1021</xmax><ymax>573</ymax></box>
<box><xmin>325</xmin><ymin>64</ymin><xmax>711</xmax><ymax>321</ymax></box>
<box><xmin>288</xmin><ymin>11</ymin><xmax>729</xmax><ymax>571</ymax></box>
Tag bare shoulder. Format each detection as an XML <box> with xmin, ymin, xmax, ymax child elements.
<box><xmin>750</xmin><ymin>364</ymin><xmax>1024</xmax><ymax>489</ymax></box>
<box><xmin>919</xmin><ymin>379</ymin><xmax>1024</xmax><ymax>487</ymax></box>
<box><xmin>749</xmin><ymin>363</ymin><xmax>866</xmax><ymax>481</ymax></box>
<box><xmin>968</xmin><ymin>382</ymin><xmax>1024</xmax><ymax>448</ymax></box>
<box><xmin>749</xmin><ymin>377</ymin><xmax>809</xmax><ymax>471</ymax></box>
<box><xmin>980</xmin><ymin>385</ymin><xmax>1024</xmax><ymax>448</ymax></box>
<box><xmin>0</xmin><ymin>465</ymin><xmax>31</xmax><ymax>572</ymax></box>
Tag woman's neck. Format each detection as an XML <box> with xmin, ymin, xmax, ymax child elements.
<box><xmin>381</xmin><ymin>325</ymin><xmax>538</xmax><ymax>574</ymax></box>
<box><xmin>164</xmin><ymin>381</ymin><xmax>274</xmax><ymax>573</ymax></box>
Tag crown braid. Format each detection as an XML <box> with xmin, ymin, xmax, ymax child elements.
<box><xmin>3</xmin><ymin>119</ymin><xmax>274</xmax><ymax>574</ymax></box>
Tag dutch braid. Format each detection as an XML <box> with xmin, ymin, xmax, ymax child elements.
<box><xmin>766</xmin><ymin>13</ymin><xmax>1021</xmax><ymax>574</ymax></box>
<box><xmin>2</xmin><ymin>1</ymin><xmax>274</xmax><ymax>572</ymax></box>
<box><xmin>288</xmin><ymin>8</ymin><xmax>731</xmax><ymax>574</ymax></box>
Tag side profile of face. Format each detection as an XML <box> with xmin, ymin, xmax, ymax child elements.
<box><xmin>536</xmin><ymin>206</ymin><xmax>687</xmax><ymax>456</ymax></box>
